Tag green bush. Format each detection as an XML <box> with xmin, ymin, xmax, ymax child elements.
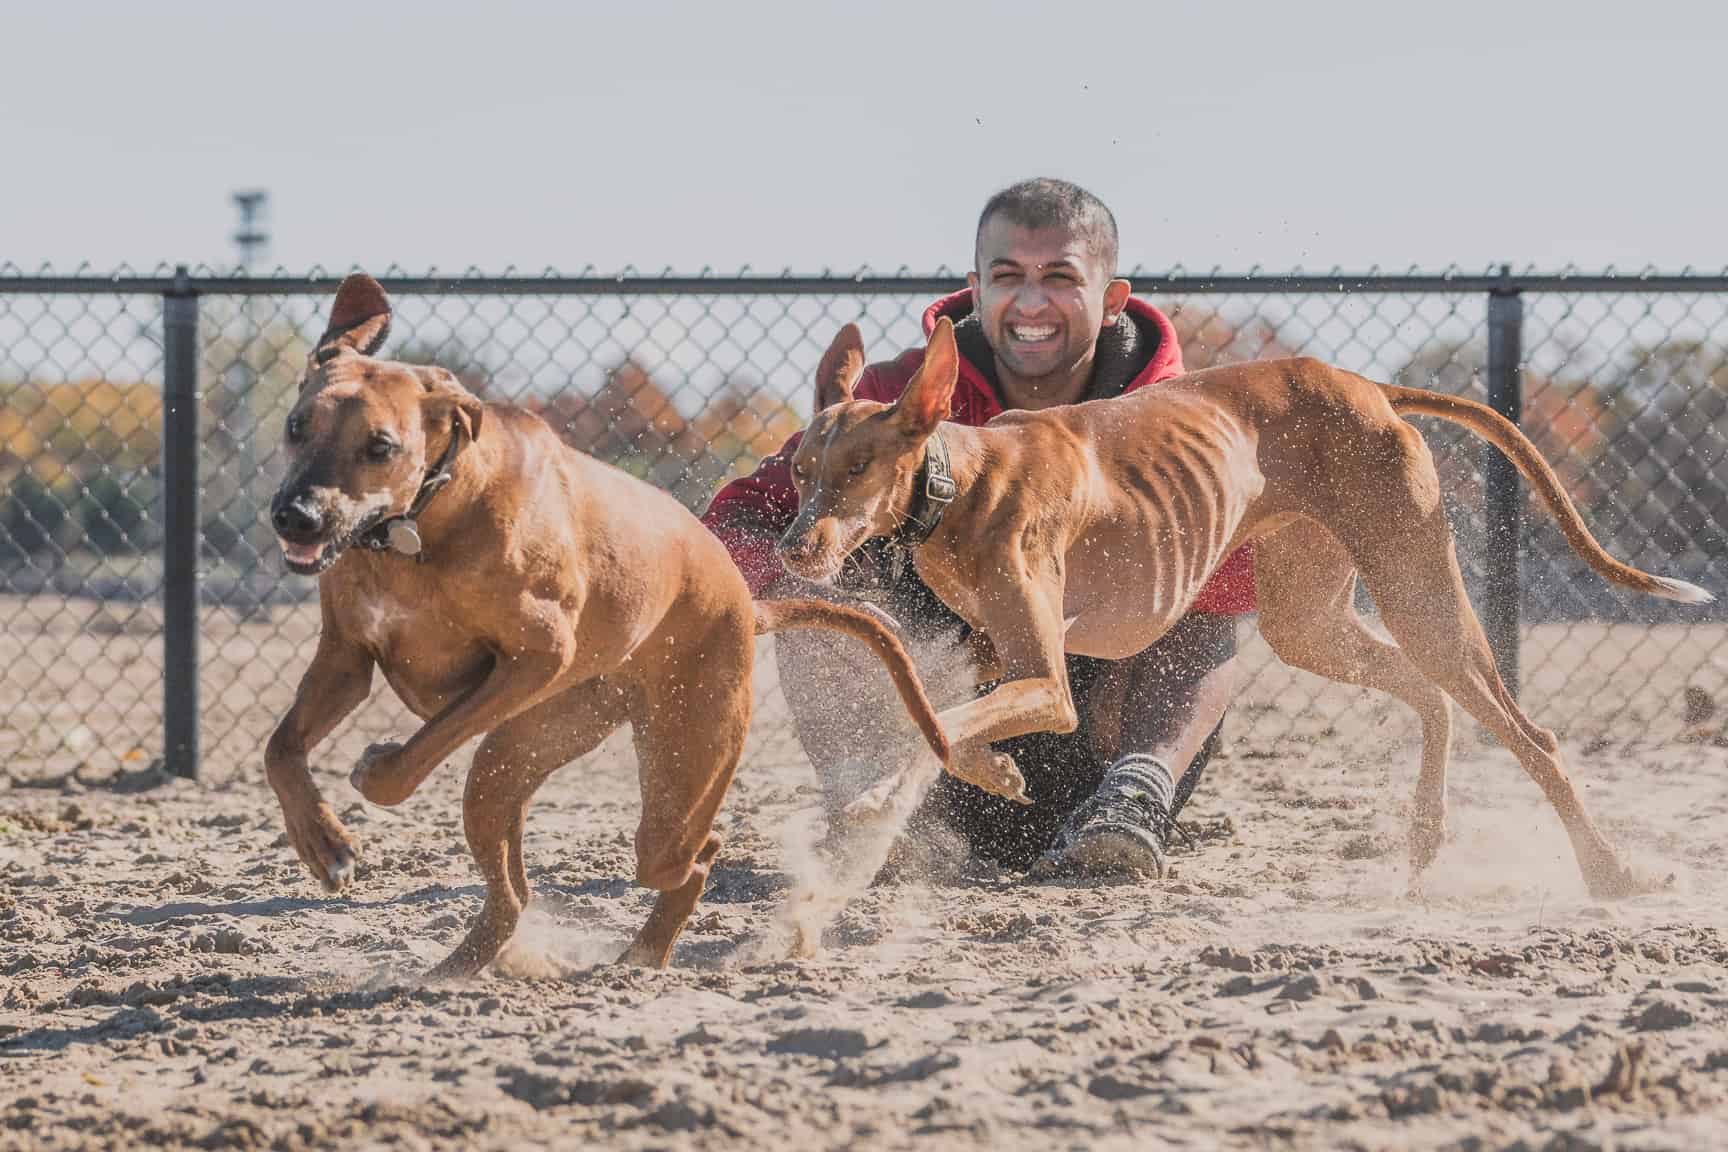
<box><xmin>0</xmin><ymin>470</ymin><xmax>72</xmax><ymax>558</ymax></box>
<box><xmin>75</xmin><ymin>470</ymin><xmax>161</xmax><ymax>554</ymax></box>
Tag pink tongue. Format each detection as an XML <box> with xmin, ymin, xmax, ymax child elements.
<box><xmin>281</xmin><ymin>539</ymin><xmax>325</xmax><ymax>565</ymax></box>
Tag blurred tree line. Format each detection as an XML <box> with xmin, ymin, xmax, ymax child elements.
<box><xmin>1</xmin><ymin>301</ymin><xmax>1721</xmax><ymax>619</ymax></box>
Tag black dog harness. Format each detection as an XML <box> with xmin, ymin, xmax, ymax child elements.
<box><xmin>879</xmin><ymin>429</ymin><xmax>956</xmax><ymax>588</ymax></box>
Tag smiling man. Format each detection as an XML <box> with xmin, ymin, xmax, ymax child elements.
<box><xmin>703</xmin><ymin>178</ymin><xmax>1255</xmax><ymax>877</ymax></box>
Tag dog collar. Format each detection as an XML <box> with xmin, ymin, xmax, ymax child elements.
<box><xmin>892</xmin><ymin>430</ymin><xmax>956</xmax><ymax>550</ymax></box>
<box><xmin>359</xmin><ymin>424</ymin><xmax>467</xmax><ymax>561</ymax></box>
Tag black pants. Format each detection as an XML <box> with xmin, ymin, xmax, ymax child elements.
<box><xmin>865</xmin><ymin>556</ymin><xmax>1233</xmax><ymax>871</ymax></box>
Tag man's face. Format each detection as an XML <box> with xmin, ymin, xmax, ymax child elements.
<box><xmin>968</xmin><ymin>217</ymin><xmax>1121</xmax><ymax>382</ymax></box>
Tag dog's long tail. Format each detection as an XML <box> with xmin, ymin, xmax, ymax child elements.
<box><xmin>753</xmin><ymin>598</ymin><xmax>950</xmax><ymax>763</ymax></box>
<box><xmin>1382</xmin><ymin>383</ymin><xmax>1712</xmax><ymax>603</ymax></box>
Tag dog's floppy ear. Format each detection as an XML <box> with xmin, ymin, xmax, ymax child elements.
<box><xmin>893</xmin><ymin>316</ymin><xmax>959</xmax><ymax>435</ymax></box>
<box><xmin>419</xmin><ymin>367</ymin><xmax>484</xmax><ymax>445</ymax></box>
<box><xmin>314</xmin><ymin>273</ymin><xmax>392</xmax><ymax>364</ymax></box>
<box><xmin>814</xmin><ymin>322</ymin><xmax>865</xmax><ymax>414</ymax></box>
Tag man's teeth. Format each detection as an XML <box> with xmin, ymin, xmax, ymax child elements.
<box><xmin>1011</xmin><ymin>324</ymin><xmax>1057</xmax><ymax>342</ymax></box>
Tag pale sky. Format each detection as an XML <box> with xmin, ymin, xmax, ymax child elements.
<box><xmin>6</xmin><ymin>1</ymin><xmax>1727</xmax><ymax>275</ymax></box>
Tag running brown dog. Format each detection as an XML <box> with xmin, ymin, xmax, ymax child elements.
<box><xmin>263</xmin><ymin>274</ymin><xmax>948</xmax><ymax>980</ymax></box>
<box><xmin>779</xmin><ymin>318</ymin><xmax>1711</xmax><ymax>897</ymax></box>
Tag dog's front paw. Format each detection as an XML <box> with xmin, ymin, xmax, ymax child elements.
<box><xmin>1584</xmin><ymin>854</ymin><xmax>1673</xmax><ymax>901</ymax></box>
<box><xmin>1408</xmin><ymin>814</ymin><xmax>1450</xmax><ymax>875</ymax></box>
<box><xmin>948</xmin><ymin>746</ymin><xmax>1031</xmax><ymax>806</ymax></box>
<box><xmin>351</xmin><ymin>741</ymin><xmax>412</xmax><ymax>807</ymax></box>
<box><xmin>284</xmin><ymin>801</ymin><xmax>360</xmax><ymax>894</ymax></box>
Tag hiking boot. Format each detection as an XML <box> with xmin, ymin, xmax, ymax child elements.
<box><xmin>1040</xmin><ymin>754</ymin><xmax>1177</xmax><ymax>878</ymax></box>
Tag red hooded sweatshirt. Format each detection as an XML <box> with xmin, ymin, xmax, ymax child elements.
<box><xmin>702</xmin><ymin>290</ymin><xmax>1256</xmax><ymax>615</ymax></box>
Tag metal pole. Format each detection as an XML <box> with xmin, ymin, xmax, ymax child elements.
<box><xmin>1485</xmin><ymin>266</ymin><xmax>1524</xmax><ymax>699</ymax></box>
<box><xmin>162</xmin><ymin>266</ymin><xmax>200</xmax><ymax>779</ymax></box>
<box><xmin>230</xmin><ymin>192</ymin><xmax>271</xmax><ymax>599</ymax></box>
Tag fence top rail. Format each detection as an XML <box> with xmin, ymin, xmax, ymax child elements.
<box><xmin>6</xmin><ymin>268</ymin><xmax>1728</xmax><ymax>296</ymax></box>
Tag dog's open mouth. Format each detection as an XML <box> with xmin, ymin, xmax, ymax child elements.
<box><xmin>279</xmin><ymin>538</ymin><xmax>330</xmax><ymax>574</ymax></box>
<box><xmin>277</xmin><ymin>507</ymin><xmax>392</xmax><ymax>577</ymax></box>
<box><xmin>779</xmin><ymin>524</ymin><xmax>874</xmax><ymax>584</ymax></box>
<box><xmin>784</xmin><ymin>553</ymin><xmax>845</xmax><ymax>584</ymax></box>
<box><xmin>279</xmin><ymin>535</ymin><xmax>344</xmax><ymax>577</ymax></box>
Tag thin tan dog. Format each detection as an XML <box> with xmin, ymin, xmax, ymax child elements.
<box><xmin>263</xmin><ymin>274</ymin><xmax>949</xmax><ymax>980</ymax></box>
<box><xmin>780</xmin><ymin>318</ymin><xmax>1711</xmax><ymax>897</ymax></box>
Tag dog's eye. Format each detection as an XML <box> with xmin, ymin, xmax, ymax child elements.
<box><xmin>792</xmin><ymin>461</ymin><xmax>810</xmax><ymax>481</ymax></box>
<box><xmin>285</xmin><ymin>414</ymin><xmax>307</xmax><ymax>444</ymax></box>
<box><xmin>365</xmin><ymin>435</ymin><xmax>397</xmax><ymax>462</ymax></box>
<box><xmin>847</xmin><ymin>458</ymin><xmax>869</xmax><ymax>476</ymax></box>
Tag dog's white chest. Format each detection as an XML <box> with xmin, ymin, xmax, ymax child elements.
<box><xmin>357</xmin><ymin>594</ymin><xmax>409</xmax><ymax>647</ymax></box>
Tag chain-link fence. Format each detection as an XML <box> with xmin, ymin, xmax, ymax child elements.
<box><xmin>2</xmin><ymin>269</ymin><xmax>1724</xmax><ymax>783</ymax></box>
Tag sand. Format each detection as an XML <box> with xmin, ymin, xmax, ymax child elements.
<box><xmin>4</xmin><ymin>618</ymin><xmax>1727</xmax><ymax>1151</ymax></box>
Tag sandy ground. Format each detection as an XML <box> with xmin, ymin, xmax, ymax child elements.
<box><xmin>4</xmin><ymin>620</ymin><xmax>1728</xmax><ymax>1151</ymax></box>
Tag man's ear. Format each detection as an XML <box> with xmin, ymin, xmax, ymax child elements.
<box><xmin>419</xmin><ymin>367</ymin><xmax>484</xmax><ymax>445</ymax></box>
<box><xmin>814</xmin><ymin>322</ymin><xmax>865</xmax><ymax>414</ymax></box>
<box><xmin>314</xmin><ymin>273</ymin><xmax>392</xmax><ymax>364</ymax></box>
<box><xmin>1102</xmin><ymin>278</ymin><xmax>1132</xmax><ymax>325</ymax></box>
<box><xmin>893</xmin><ymin>316</ymin><xmax>959</xmax><ymax>435</ymax></box>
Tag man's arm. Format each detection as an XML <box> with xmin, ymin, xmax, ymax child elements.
<box><xmin>701</xmin><ymin>431</ymin><xmax>804</xmax><ymax>596</ymax></box>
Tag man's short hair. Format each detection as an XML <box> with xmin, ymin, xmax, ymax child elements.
<box><xmin>975</xmin><ymin>178</ymin><xmax>1120</xmax><ymax>275</ymax></box>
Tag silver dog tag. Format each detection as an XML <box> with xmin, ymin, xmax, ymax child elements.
<box><xmin>387</xmin><ymin>519</ymin><xmax>423</xmax><ymax>556</ymax></box>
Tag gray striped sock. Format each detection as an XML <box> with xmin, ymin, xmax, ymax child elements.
<box><xmin>1101</xmin><ymin>753</ymin><xmax>1175</xmax><ymax>810</ymax></box>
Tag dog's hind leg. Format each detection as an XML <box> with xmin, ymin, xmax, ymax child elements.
<box><xmin>618</xmin><ymin>617</ymin><xmax>754</xmax><ymax>968</ymax></box>
<box><xmin>928</xmin><ymin>566</ymin><xmax>1076</xmax><ymax>803</ymax></box>
<box><xmin>1254</xmin><ymin>519</ymin><xmax>1454</xmax><ymax>876</ymax></box>
<box><xmin>428</xmin><ymin>679</ymin><xmax>629</xmax><ymax>982</ymax></box>
<box><xmin>1332</xmin><ymin>494</ymin><xmax>1643</xmax><ymax>899</ymax></box>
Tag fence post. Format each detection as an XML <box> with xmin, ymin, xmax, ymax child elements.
<box><xmin>162</xmin><ymin>266</ymin><xmax>200</xmax><ymax>779</ymax></box>
<box><xmin>1484</xmin><ymin>265</ymin><xmax>1524</xmax><ymax>698</ymax></box>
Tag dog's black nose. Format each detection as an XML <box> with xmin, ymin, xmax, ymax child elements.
<box><xmin>272</xmin><ymin>498</ymin><xmax>324</xmax><ymax>539</ymax></box>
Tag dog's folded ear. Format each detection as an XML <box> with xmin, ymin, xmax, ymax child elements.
<box><xmin>892</xmin><ymin>316</ymin><xmax>959</xmax><ymax>435</ymax></box>
<box><xmin>314</xmin><ymin>273</ymin><xmax>393</xmax><ymax>364</ymax></box>
<box><xmin>419</xmin><ymin>367</ymin><xmax>485</xmax><ymax>445</ymax></box>
<box><xmin>814</xmin><ymin>322</ymin><xmax>866</xmax><ymax>414</ymax></box>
